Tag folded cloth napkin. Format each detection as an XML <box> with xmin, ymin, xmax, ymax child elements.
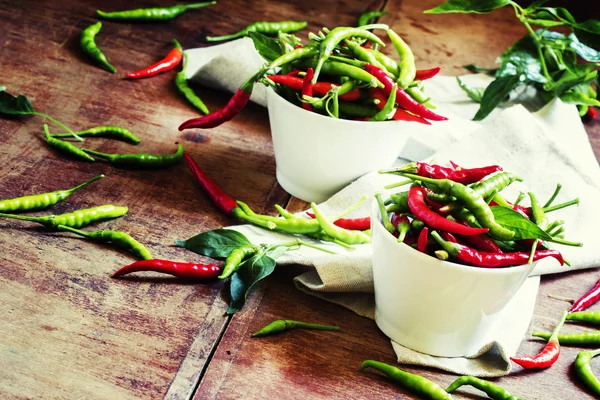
<box><xmin>184</xmin><ymin>39</ymin><xmax>600</xmax><ymax>377</ymax></box>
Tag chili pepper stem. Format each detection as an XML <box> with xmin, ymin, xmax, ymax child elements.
<box><xmin>543</xmin><ymin>198</ymin><xmax>579</xmax><ymax>213</ymax></box>
<box><xmin>268</xmin><ymin>239</ymin><xmax>336</xmax><ymax>255</ymax></box>
<box><xmin>547</xmin><ymin>237</ymin><xmax>583</xmax><ymax>247</ymax></box>
<box><xmin>332</xmin><ymin>195</ymin><xmax>368</xmax><ymax>220</ymax></box>
<box><xmin>57</xmin><ymin>225</ymin><xmax>91</xmax><ymax>237</ymax></box>
<box><xmin>34</xmin><ymin>112</ymin><xmax>83</xmax><ymax>141</ymax></box>
<box><xmin>383</xmin><ymin>179</ymin><xmax>412</xmax><ymax>190</ymax></box>
<box><xmin>528</xmin><ymin>239</ymin><xmax>539</xmax><ymax>264</ymax></box>
<box><xmin>543</xmin><ymin>183</ymin><xmax>563</xmax><ymax>208</ymax></box>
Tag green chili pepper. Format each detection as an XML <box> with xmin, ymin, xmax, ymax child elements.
<box><xmin>402</xmin><ymin>173</ymin><xmax>515</xmax><ymax>240</ymax></box>
<box><xmin>97</xmin><ymin>2</ymin><xmax>216</xmax><ymax>21</ymax></box>
<box><xmin>207</xmin><ymin>21</ymin><xmax>307</xmax><ymax>42</ymax></box>
<box><xmin>357</xmin><ymin>10</ymin><xmax>389</xmax><ymax>27</ymax></box>
<box><xmin>370</xmin><ymin>84</ymin><xmax>397</xmax><ymax>121</ymax></box>
<box><xmin>528</xmin><ymin>191</ymin><xmax>548</xmax><ymax>229</ymax></box>
<box><xmin>387</xmin><ymin>29</ymin><xmax>416</xmax><ymax>89</ymax></box>
<box><xmin>446</xmin><ymin>376</ymin><xmax>523</xmax><ymax>400</ymax></box>
<box><xmin>344</xmin><ymin>40</ymin><xmax>387</xmax><ymax>72</ymax></box>
<box><xmin>575</xmin><ymin>349</ymin><xmax>600</xmax><ymax>397</ymax></box>
<box><xmin>235</xmin><ymin>201</ymin><xmax>321</xmax><ymax>234</ymax></box>
<box><xmin>567</xmin><ymin>311</ymin><xmax>600</xmax><ymax>325</ymax></box>
<box><xmin>82</xmin><ymin>144</ymin><xmax>183</xmax><ymax>168</ymax></box>
<box><xmin>368</xmin><ymin>49</ymin><xmax>399</xmax><ymax>78</ymax></box>
<box><xmin>296</xmin><ymin>58</ymin><xmax>383</xmax><ymax>88</ymax></box>
<box><xmin>406</xmin><ymin>86</ymin><xmax>434</xmax><ymax>108</ymax></box>
<box><xmin>310</xmin><ymin>202</ymin><xmax>371</xmax><ymax>245</ymax></box>
<box><xmin>313</xmin><ymin>26</ymin><xmax>387</xmax><ymax>84</ymax></box>
<box><xmin>361</xmin><ymin>360</ymin><xmax>452</xmax><ymax>400</ymax></box>
<box><xmin>219</xmin><ymin>245</ymin><xmax>259</xmax><ymax>280</ymax></box>
<box><xmin>532</xmin><ymin>330</ymin><xmax>600</xmax><ymax>345</ymax></box>
<box><xmin>58</xmin><ymin>225</ymin><xmax>152</xmax><ymax>260</ymax></box>
<box><xmin>328</xmin><ymin>55</ymin><xmax>369</xmax><ymax>69</ymax></box>
<box><xmin>374</xmin><ymin>192</ymin><xmax>395</xmax><ymax>232</ymax></box>
<box><xmin>252</xmin><ymin>319</ymin><xmax>339</xmax><ymax>337</ymax></box>
<box><xmin>80</xmin><ymin>22</ymin><xmax>116</xmax><ymax>74</ymax></box>
<box><xmin>0</xmin><ymin>204</ymin><xmax>128</xmax><ymax>229</ymax></box>
<box><xmin>338</xmin><ymin>101</ymin><xmax>379</xmax><ymax>118</ymax></box>
<box><xmin>44</xmin><ymin>125</ymin><xmax>95</xmax><ymax>162</ymax></box>
<box><xmin>0</xmin><ymin>174</ymin><xmax>104</xmax><ymax>213</ymax></box>
<box><xmin>268</xmin><ymin>44</ymin><xmax>319</xmax><ymax>70</ymax></box>
<box><xmin>175</xmin><ymin>53</ymin><xmax>209</xmax><ymax>115</ymax></box>
<box><xmin>50</xmin><ymin>126</ymin><xmax>140</xmax><ymax>144</ymax></box>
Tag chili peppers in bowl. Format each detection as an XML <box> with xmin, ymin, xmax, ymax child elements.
<box><xmin>370</xmin><ymin>161</ymin><xmax>580</xmax><ymax>357</ymax></box>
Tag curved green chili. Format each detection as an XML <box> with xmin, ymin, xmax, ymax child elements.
<box><xmin>80</xmin><ymin>22</ymin><xmax>116</xmax><ymax>73</ymax></box>
<box><xmin>344</xmin><ymin>40</ymin><xmax>387</xmax><ymax>72</ymax></box>
<box><xmin>219</xmin><ymin>245</ymin><xmax>259</xmax><ymax>279</ymax></box>
<box><xmin>369</xmin><ymin>49</ymin><xmax>399</xmax><ymax>77</ymax></box>
<box><xmin>235</xmin><ymin>201</ymin><xmax>321</xmax><ymax>234</ymax></box>
<box><xmin>296</xmin><ymin>58</ymin><xmax>383</xmax><ymax>88</ymax></box>
<box><xmin>357</xmin><ymin>10</ymin><xmax>388</xmax><ymax>27</ymax></box>
<box><xmin>50</xmin><ymin>126</ymin><xmax>140</xmax><ymax>144</ymax></box>
<box><xmin>0</xmin><ymin>204</ymin><xmax>128</xmax><ymax>229</ymax></box>
<box><xmin>97</xmin><ymin>2</ymin><xmax>216</xmax><ymax>21</ymax></box>
<box><xmin>268</xmin><ymin>44</ymin><xmax>319</xmax><ymax>70</ymax></box>
<box><xmin>361</xmin><ymin>360</ymin><xmax>452</xmax><ymax>399</ymax></box>
<box><xmin>175</xmin><ymin>66</ymin><xmax>209</xmax><ymax>115</ymax></box>
<box><xmin>575</xmin><ymin>349</ymin><xmax>600</xmax><ymax>397</ymax></box>
<box><xmin>446</xmin><ymin>376</ymin><xmax>523</xmax><ymax>400</ymax></box>
<box><xmin>0</xmin><ymin>174</ymin><xmax>104</xmax><ymax>213</ymax></box>
<box><xmin>313</xmin><ymin>26</ymin><xmax>386</xmax><ymax>83</ymax></box>
<box><xmin>310</xmin><ymin>202</ymin><xmax>371</xmax><ymax>245</ymax></box>
<box><xmin>207</xmin><ymin>21</ymin><xmax>308</xmax><ymax>42</ymax></box>
<box><xmin>44</xmin><ymin>124</ymin><xmax>95</xmax><ymax>162</ymax></box>
<box><xmin>58</xmin><ymin>225</ymin><xmax>152</xmax><ymax>260</ymax></box>
<box><xmin>82</xmin><ymin>144</ymin><xmax>184</xmax><ymax>168</ymax></box>
<box><xmin>388</xmin><ymin>29</ymin><xmax>415</xmax><ymax>89</ymax></box>
<box><xmin>252</xmin><ymin>319</ymin><xmax>339</xmax><ymax>337</ymax></box>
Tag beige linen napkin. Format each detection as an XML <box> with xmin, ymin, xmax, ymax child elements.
<box><xmin>185</xmin><ymin>39</ymin><xmax>600</xmax><ymax>377</ymax></box>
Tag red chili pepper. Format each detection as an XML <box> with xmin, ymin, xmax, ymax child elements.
<box><xmin>364</xmin><ymin>64</ymin><xmax>447</xmax><ymax>121</ymax></box>
<box><xmin>179</xmin><ymin>68</ymin><xmax>265</xmax><ymax>130</ymax></box>
<box><xmin>460</xmin><ymin>233</ymin><xmax>503</xmax><ymax>253</ymax></box>
<box><xmin>417</xmin><ymin>227</ymin><xmax>429</xmax><ymax>253</ymax></box>
<box><xmin>588</xmin><ymin>107</ymin><xmax>598</xmax><ymax>119</ymax></box>
<box><xmin>267</xmin><ymin>75</ymin><xmax>361</xmax><ymax>101</ymax></box>
<box><xmin>431</xmin><ymin>231</ymin><xmax>564</xmax><ymax>267</ymax></box>
<box><xmin>407</xmin><ymin>186</ymin><xmax>489</xmax><ymax>236</ymax></box>
<box><xmin>440</xmin><ymin>231</ymin><xmax>458</xmax><ymax>243</ymax></box>
<box><xmin>184</xmin><ymin>152</ymin><xmax>239</xmax><ymax>215</ymax></box>
<box><xmin>305</xmin><ymin>212</ymin><xmax>370</xmax><ymax>231</ymax></box>
<box><xmin>126</xmin><ymin>39</ymin><xmax>183</xmax><ymax>79</ymax></box>
<box><xmin>369</xmin><ymin>88</ymin><xmax>431</xmax><ymax>124</ymax></box>
<box><xmin>414</xmin><ymin>67</ymin><xmax>441</xmax><ymax>81</ymax></box>
<box><xmin>397</xmin><ymin>161</ymin><xmax>503</xmax><ymax>185</ymax></box>
<box><xmin>391</xmin><ymin>213</ymin><xmax>411</xmax><ymax>242</ymax></box>
<box><xmin>511</xmin><ymin>311</ymin><xmax>567</xmax><ymax>369</ymax></box>
<box><xmin>286</xmin><ymin>70</ymin><xmax>302</xmax><ymax>77</ymax></box>
<box><xmin>302</xmin><ymin>68</ymin><xmax>314</xmax><ymax>111</ymax></box>
<box><xmin>113</xmin><ymin>259</ymin><xmax>221</xmax><ymax>280</ymax></box>
<box><xmin>570</xmin><ymin>278</ymin><xmax>600</xmax><ymax>313</ymax></box>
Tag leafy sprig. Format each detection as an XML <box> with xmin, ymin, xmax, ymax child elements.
<box><xmin>426</xmin><ymin>0</ymin><xmax>600</xmax><ymax>120</ymax></box>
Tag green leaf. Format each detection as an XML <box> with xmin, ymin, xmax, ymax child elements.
<box><xmin>266</xmin><ymin>245</ymin><xmax>289</xmax><ymax>260</ymax></box>
<box><xmin>491</xmin><ymin>207</ymin><xmax>552</xmax><ymax>240</ymax></box>
<box><xmin>0</xmin><ymin>90</ymin><xmax>34</xmax><ymax>116</ymax></box>
<box><xmin>496</xmin><ymin>34</ymin><xmax>546</xmax><ymax>83</ymax></box>
<box><xmin>463</xmin><ymin>64</ymin><xmax>497</xmax><ymax>74</ymax></box>
<box><xmin>0</xmin><ymin>86</ymin><xmax>5</xmax><ymax>92</ymax></box>
<box><xmin>176</xmin><ymin>228</ymin><xmax>252</xmax><ymax>259</ymax></box>
<box><xmin>545</xmin><ymin>66</ymin><xmax>597</xmax><ymax>97</ymax></box>
<box><xmin>227</xmin><ymin>253</ymin><xmax>276</xmax><ymax>314</ymax></box>
<box><xmin>248</xmin><ymin>31</ymin><xmax>283</xmax><ymax>63</ymax></box>
<box><xmin>456</xmin><ymin>77</ymin><xmax>485</xmax><ymax>103</ymax></box>
<box><xmin>568</xmin><ymin>33</ymin><xmax>600</xmax><ymax>62</ymax></box>
<box><xmin>473</xmin><ymin>74</ymin><xmax>522</xmax><ymax>121</ymax></box>
<box><xmin>424</xmin><ymin>0</ymin><xmax>511</xmax><ymax>14</ymax></box>
<box><xmin>573</xmin><ymin>20</ymin><xmax>600</xmax><ymax>51</ymax></box>
<box><xmin>525</xmin><ymin>0</ymin><xmax>550</xmax><ymax>11</ymax></box>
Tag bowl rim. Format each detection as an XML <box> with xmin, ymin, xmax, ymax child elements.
<box><xmin>265</xmin><ymin>85</ymin><xmax>419</xmax><ymax>127</ymax></box>
<box><xmin>370</xmin><ymin>198</ymin><xmax>537</xmax><ymax>276</ymax></box>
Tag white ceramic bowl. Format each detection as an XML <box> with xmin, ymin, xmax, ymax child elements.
<box><xmin>370</xmin><ymin>199</ymin><xmax>536</xmax><ymax>357</ymax></box>
<box><xmin>266</xmin><ymin>88</ymin><xmax>411</xmax><ymax>203</ymax></box>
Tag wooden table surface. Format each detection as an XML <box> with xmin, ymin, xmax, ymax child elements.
<box><xmin>1</xmin><ymin>1</ymin><xmax>599</xmax><ymax>399</ymax></box>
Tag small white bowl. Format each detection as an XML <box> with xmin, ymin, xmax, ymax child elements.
<box><xmin>370</xmin><ymin>199</ymin><xmax>536</xmax><ymax>357</ymax></box>
<box><xmin>266</xmin><ymin>88</ymin><xmax>411</xmax><ymax>203</ymax></box>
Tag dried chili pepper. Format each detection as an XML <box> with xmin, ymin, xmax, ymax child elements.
<box><xmin>44</xmin><ymin>125</ymin><xmax>95</xmax><ymax>162</ymax></box>
<box><xmin>126</xmin><ymin>39</ymin><xmax>183</xmax><ymax>79</ymax></box>
<box><xmin>415</xmin><ymin>67</ymin><xmax>441</xmax><ymax>81</ymax></box>
<box><xmin>369</xmin><ymin>88</ymin><xmax>431</xmax><ymax>124</ymax></box>
<box><xmin>407</xmin><ymin>186</ymin><xmax>489</xmax><ymax>236</ymax></box>
<box><xmin>50</xmin><ymin>126</ymin><xmax>140</xmax><ymax>145</ymax></box>
<box><xmin>97</xmin><ymin>2</ymin><xmax>215</xmax><ymax>21</ymax></box>
<box><xmin>179</xmin><ymin>67</ymin><xmax>266</xmax><ymax>130</ymax></box>
<box><xmin>266</xmin><ymin>75</ymin><xmax>361</xmax><ymax>101</ymax></box>
<box><xmin>207</xmin><ymin>21</ymin><xmax>308</xmax><ymax>42</ymax></box>
<box><xmin>305</xmin><ymin>212</ymin><xmax>370</xmax><ymax>231</ymax></box>
<box><xmin>431</xmin><ymin>231</ymin><xmax>564</xmax><ymax>267</ymax></box>
<box><xmin>446</xmin><ymin>375</ymin><xmax>522</xmax><ymax>400</ymax></box>
<box><xmin>364</xmin><ymin>64</ymin><xmax>447</xmax><ymax>121</ymax></box>
<box><xmin>301</xmin><ymin>68</ymin><xmax>314</xmax><ymax>111</ymax></box>
<box><xmin>184</xmin><ymin>152</ymin><xmax>240</xmax><ymax>215</ymax></box>
<box><xmin>113</xmin><ymin>259</ymin><xmax>221</xmax><ymax>280</ymax></box>
<box><xmin>252</xmin><ymin>319</ymin><xmax>339</xmax><ymax>337</ymax></box>
<box><xmin>417</xmin><ymin>226</ymin><xmax>429</xmax><ymax>253</ymax></box>
<box><xmin>384</xmin><ymin>161</ymin><xmax>502</xmax><ymax>185</ymax></box>
<box><xmin>82</xmin><ymin>144</ymin><xmax>183</xmax><ymax>168</ymax></box>
<box><xmin>0</xmin><ymin>204</ymin><xmax>128</xmax><ymax>229</ymax></box>
<box><xmin>361</xmin><ymin>360</ymin><xmax>452</xmax><ymax>400</ymax></box>
<box><xmin>511</xmin><ymin>311</ymin><xmax>567</xmax><ymax>369</ymax></box>
<box><xmin>58</xmin><ymin>225</ymin><xmax>152</xmax><ymax>260</ymax></box>
<box><xmin>0</xmin><ymin>174</ymin><xmax>104</xmax><ymax>213</ymax></box>
<box><xmin>570</xmin><ymin>278</ymin><xmax>600</xmax><ymax>313</ymax></box>
<box><xmin>80</xmin><ymin>22</ymin><xmax>116</xmax><ymax>74</ymax></box>
<box><xmin>575</xmin><ymin>349</ymin><xmax>600</xmax><ymax>397</ymax></box>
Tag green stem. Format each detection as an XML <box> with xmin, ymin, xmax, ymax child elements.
<box><xmin>543</xmin><ymin>198</ymin><xmax>579</xmax><ymax>213</ymax></box>
<box><xmin>528</xmin><ymin>239</ymin><xmax>539</xmax><ymax>264</ymax></box>
<box><xmin>183</xmin><ymin>1</ymin><xmax>216</xmax><ymax>10</ymax></box>
<box><xmin>512</xmin><ymin>2</ymin><xmax>552</xmax><ymax>82</ymax></box>
<box><xmin>543</xmin><ymin>183</ymin><xmax>563</xmax><ymax>208</ymax></box>
<box><xmin>375</xmin><ymin>192</ymin><xmax>395</xmax><ymax>233</ymax></box>
<box><xmin>56</xmin><ymin>225</ymin><xmax>90</xmax><ymax>237</ymax></box>
<box><xmin>332</xmin><ymin>195</ymin><xmax>367</xmax><ymax>221</ymax></box>
<box><xmin>80</xmin><ymin>148</ymin><xmax>113</xmax><ymax>160</ymax></box>
<box><xmin>33</xmin><ymin>112</ymin><xmax>83</xmax><ymax>141</ymax></box>
<box><xmin>384</xmin><ymin>179</ymin><xmax>412</xmax><ymax>190</ymax></box>
<box><xmin>547</xmin><ymin>237</ymin><xmax>582</xmax><ymax>247</ymax></box>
